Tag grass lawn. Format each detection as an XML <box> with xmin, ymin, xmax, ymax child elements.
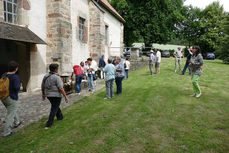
<box><xmin>0</xmin><ymin>58</ymin><xmax>229</xmax><ymax>153</ymax></box>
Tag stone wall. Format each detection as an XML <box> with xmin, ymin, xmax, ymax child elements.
<box><xmin>89</xmin><ymin>1</ymin><xmax>105</xmax><ymax>61</ymax></box>
<box><xmin>46</xmin><ymin>0</ymin><xmax>72</xmax><ymax>75</ymax></box>
<box><xmin>129</xmin><ymin>59</ymin><xmax>148</xmax><ymax>71</ymax></box>
<box><xmin>0</xmin><ymin>0</ymin><xmax>3</xmax><ymax>21</ymax></box>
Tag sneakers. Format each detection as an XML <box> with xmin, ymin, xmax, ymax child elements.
<box><xmin>4</xmin><ymin>132</ymin><xmax>15</xmax><ymax>137</ymax></box>
<box><xmin>190</xmin><ymin>93</ymin><xmax>202</xmax><ymax>98</ymax></box>
<box><xmin>57</xmin><ymin>116</ymin><xmax>66</xmax><ymax>121</ymax></box>
<box><xmin>13</xmin><ymin>121</ymin><xmax>22</xmax><ymax>128</ymax></box>
<box><xmin>196</xmin><ymin>93</ymin><xmax>202</xmax><ymax>98</ymax></box>
<box><xmin>44</xmin><ymin>127</ymin><xmax>49</xmax><ymax>130</ymax></box>
<box><xmin>190</xmin><ymin>94</ymin><xmax>196</xmax><ymax>97</ymax></box>
<box><xmin>77</xmin><ymin>93</ymin><xmax>81</xmax><ymax>95</ymax></box>
<box><xmin>104</xmin><ymin>97</ymin><xmax>110</xmax><ymax>100</ymax></box>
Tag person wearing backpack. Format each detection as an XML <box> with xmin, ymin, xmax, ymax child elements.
<box><xmin>41</xmin><ymin>63</ymin><xmax>69</xmax><ymax>129</ymax></box>
<box><xmin>0</xmin><ymin>61</ymin><xmax>22</xmax><ymax>137</ymax></box>
<box><xmin>71</xmin><ymin>62</ymin><xmax>85</xmax><ymax>95</ymax></box>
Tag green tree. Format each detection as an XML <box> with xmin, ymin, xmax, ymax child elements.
<box><xmin>197</xmin><ymin>2</ymin><xmax>226</xmax><ymax>53</ymax></box>
<box><xmin>110</xmin><ymin>0</ymin><xmax>184</xmax><ymax>46</ymax></box>
<box><xmin>178</xmin><ymin>2</ymin><xmax>226</xmax><ymax>54</ymax></box>
<box><xmin>216</xmin><ymin>14</ymin><xmax>229</xmax><ymax>64</ymax></box>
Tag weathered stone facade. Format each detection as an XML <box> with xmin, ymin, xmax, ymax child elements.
<box><xmin>0</xmin><ymin>0</ymin><xmax>3</xmax><ymax>21</ymax></box>
<box><xmin>46</xmin><ymin>0</ymin><xmax>72</xmax><ymax>74</ymax></box>
<box><xmin>0</xmin><ymin>0</ymin><xmax>125</xmax><ymax>91</ymax></box>
<box><xmin>89</xmin><ymin>1</ymin><xmax>105</xmax><ymax>61</ymax></box>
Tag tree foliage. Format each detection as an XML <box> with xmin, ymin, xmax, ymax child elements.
<box><xmin>216</xmin><ymin>14</ymin><xmax>229</xmax><ymax>64</ymax></box>
<box><xmin>178</xmin><ymin>2</ymin><xmax>226</xmax><ymax>54</ymax></box>
<box><xmin>110</xmin><ymin>0</ymin><xmax>183</xmax><ymax>46</ymax></box>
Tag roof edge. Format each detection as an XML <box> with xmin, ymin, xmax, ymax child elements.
<box><xmin>99</xmin><ymin>1</ymin><xmax>126</xmax><ymax>23</ymax></box>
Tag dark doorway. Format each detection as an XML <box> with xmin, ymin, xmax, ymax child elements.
<box><xmin>0</xmin><ymin>39</ymin><xmax>30</xmax><ymax>91</ymax></box>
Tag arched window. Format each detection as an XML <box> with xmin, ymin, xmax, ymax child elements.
<box><xmin>3</xmin><ymin>0</ymin><xmax>18</xmax><ymax>24</ymax></box>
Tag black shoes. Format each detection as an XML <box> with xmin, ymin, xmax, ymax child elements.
<box><xmin>13</xmin><ymin>121</ymin><xmax>22</xmax><ymax>128</ymax></box>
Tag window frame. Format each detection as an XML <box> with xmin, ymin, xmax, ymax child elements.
<box><xmin>79</xmin><ymin>17</ymin><xmax>85</xmax><ymax>41</ymax></box>
<box><xmin>3</xmin><ymin>0</ymin><xmax>18</xmax><ymax>24</ymax></box>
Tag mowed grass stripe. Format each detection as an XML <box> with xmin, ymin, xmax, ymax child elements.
<box><xmin>0</xmin><ymin>58</ymin><xmax>229</xmax><ymax>153</ymax></box>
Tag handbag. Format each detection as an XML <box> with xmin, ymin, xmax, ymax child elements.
<box><xmin>93</xmin><ymin>74</ymin><xmax>97</xmax><ymax>81</ymax></box>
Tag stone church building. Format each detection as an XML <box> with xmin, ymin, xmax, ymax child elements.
<box><xmin>0</xmin><ymin>0</ymin><xmax>125</xmax><ymax>91</ymax></box>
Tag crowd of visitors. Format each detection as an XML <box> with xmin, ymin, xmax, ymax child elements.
<box><xmin>1</xmin><ymin>45</ymin><xmax>204</xmax><ymax>137</ymax></box>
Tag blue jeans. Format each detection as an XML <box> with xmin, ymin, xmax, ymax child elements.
<box><xmin>75</xmin><ymin>74</ymin><xmax>84</xmax><ymax>93</ymax></box>
<box><xmin>125</xmin><ymin>70</ymin><xmax>129</xmax><ymax>79</ymax></box>
<box><xmin>115</xmin><ymin>76</ymin><xmax>124</xmax><ymax>94</ymax></box>
<box><xmin>88</xmin><ymin>74</ymin><xmax>94</xmax><ymax>91</ymax></box>
<box><xmin>182</xmin><ymin>60</ymin><xmax>191</xmax><ymax>75</ymax></box>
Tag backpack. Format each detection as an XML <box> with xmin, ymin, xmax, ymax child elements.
<box><xmin>124</xmin><ymin>62</ymin><xmax>127</xmax><ymax>69</ymax></box>
<box><xmin>0</xmin><ymin>74</ymin><xmax>10</xmax><ymax>99</ymax></box>
<box><xmin>73</xmin><ymin>65</ymin><xmax>84</xmax><ymax>76</ymax></box>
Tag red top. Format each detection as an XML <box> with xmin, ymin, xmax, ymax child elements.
<box><xmin>73</xmin><ymin>65</ymin><xmax>84</xmax><ymax>76</ymax></box>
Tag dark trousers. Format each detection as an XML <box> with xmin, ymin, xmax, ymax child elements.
<box><xmin>75</xmin><ymin>74</ymin><xmax>84</xmax><ymax>93</ymax></box>
<box><xmin>115</xmin><ymin>76</ymin><xmax>124</xmax><ymax>94</ymax></box>
<box><xmin>46</xmin><ymin>97</ymin><xmax>63</xmax><ymax>127</ymax></box>
<box><xmin>182</xmin><ymin>60</ymin><xmax>191</xmax><ymax>75</ymax></box>
<box><xmin>125</xmin><ymin>70</ymin><xmax>129</xmax><ymax>79</ymax></box>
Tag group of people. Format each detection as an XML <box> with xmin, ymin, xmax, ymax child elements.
<box><xmin>149</xmin><ymin>48</ymin><xmax>162</xmax><ymax>75</ymax></box>
<box><xmin>148</xmin><ymin>46</ymin><xmax>204</xmax><ymax>98</ymax></box>
<box><xmin>0</xmin><ymin>46</ymin><xmax>203</xmax><ymax>137</ymax></box>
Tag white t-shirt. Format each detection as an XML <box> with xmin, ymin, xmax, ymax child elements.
<box><xmin>174</xmin><ymin>49</ymin><xmax>182</xmax><ymax>58</ymax></box>
<box><xmin>91</xmin><ymin>60</ymin><xmax>98</xmax><ymax>71</ymax></box>
<box><xmin>156</xmin><ymin>51</ymin><xmax>161</xmax><ymax>63</ymax></box>
<box><xmin>125</xmin><ymin>60</ymin><xmax>130</xmax><ymax>70</ymax></box>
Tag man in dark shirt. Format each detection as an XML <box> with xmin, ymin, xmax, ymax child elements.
<box><xmin>182</xmin><ymin>47</ymin><xmax>193</xmax><ymax>75</ymax></box>
<box><xmin>1</xmin><ymin>61</ymin><xmax>22</xmax><ymax>137</ymax></box>
<box><xmin>98</xmin><ymin>55</ymin><xmax>106</xmax><ymax>79</ymax></box>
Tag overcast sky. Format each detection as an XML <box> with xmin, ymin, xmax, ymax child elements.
<box><xmin>184</xmin><ymin>0</ymin><xmax>229</xmax><ymax>12</ymax></box>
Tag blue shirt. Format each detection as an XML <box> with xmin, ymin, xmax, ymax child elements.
<box><xmin>7</xmin><ymin>74</ymin><xmax>21</xmax><ymax>100</ymax></box>
<box><xmin>104</xmin><ymin>64</ymin><xmax>115</xmax><ymax>81</ymax></box>
<box><xmin>99</xmin><ymin>57</ymin><xmax>106</xmax><ymax>68</ymax></box>
<box><xmin>115</xmin><ymin>63</ymin><xmax>125</xmax><ymax>77</ymax></box>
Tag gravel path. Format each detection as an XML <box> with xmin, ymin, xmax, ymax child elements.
<box><xmin>0</xmin><ymin>82</ymin><xmax>104</xmax><ymax>136</ymax></box>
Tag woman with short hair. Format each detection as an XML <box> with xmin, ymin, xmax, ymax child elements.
<box><xmin>41</xmin><ymin>63</ymin><xmax>69</xmax><ymax>129</ymax></box>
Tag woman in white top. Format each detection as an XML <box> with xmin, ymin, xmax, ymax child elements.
<box><xmin>124</xmin><ymin>57</ymin><xmax>130</xmax><ymax>79</ymax></box>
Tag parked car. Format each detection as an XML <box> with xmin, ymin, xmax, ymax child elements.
<box><xmin>205</xmin><ymin>52</ymin><xmax>215</xmax><ymax>60</ymax></box>
<box><xmin>161</xmin><ymin>51</ymin><xmax>170</xmax><ymax>58</ymax></box>
<box><xmin>146</xmin><ymin>51</ymin><xmax>150</xmax><ymax>57</ymax></box>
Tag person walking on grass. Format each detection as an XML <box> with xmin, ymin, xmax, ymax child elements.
<box><xmin>149</xmin><ymin>50</ymin><xmax>155</xmax><ymax>75</ymax></box>
<box><xmin>115</xmin><ymin>57</ymin><xmax>125</xmax><ymax>94</ymax></box>
<box><xmin>155</xmin><ymin>49</ymin><xmax>161</xmax><ymax>74</ymax></box>
<box><xmin>0</xmin><ymin>61</ymin><xmax>22</xmax><ymax>137</ymax></box>
<box><xmin>104</xmin><ymin>58</ymin><xmax>116</xmax><ymax>99</ymax></box>
<box><xmin>182</xmin><ymin>46</ymin><xmax>193</xmax><ymax>75</ymax></box>
<box><xmin>174</xmin><ymin>47</ymin><xmax>182</xmax><ymax>73</ymax></box>
<box><xmin>41</xmin><ymin>63</ymin><xmax>69</xmax><ymax>129</ymax></box>
<box><xmin>189</xmin><ymin>46</ymin><xmax>204</xmax><ymax>98</ymax></box>
<box><xmin>124</xmin><ymin>57</ymin><xmax>130</xmax><ymax>79</ymax></box>
<box><xmin>71</xmin><ymin>62</ymin><xmax>85</xmax><ymax>95</ymax></box>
